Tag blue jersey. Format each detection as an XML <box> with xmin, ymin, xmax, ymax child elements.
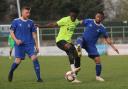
<box><xmin>10</xmin><ymin>18</ymin><xmax>36</xmax><ymax>45</ymax></box>
<box><xmin>82</xmin><ymin>19</ymin><xmax>108</xmax><ymax>45</ymax></box>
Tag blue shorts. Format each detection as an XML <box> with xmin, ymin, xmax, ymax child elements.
<box><xmin>76</xmin><ymin>37</ymin><xmax>99</xmax><ymax>59</ymax></box>
<box><xmin>14</xmin><ymin>44</ymin><xmax>35</xmax><ymax>59</ymax></box>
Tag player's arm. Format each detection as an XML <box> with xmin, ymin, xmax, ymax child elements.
<box><xmin>102</xmin><ymin>27</ymin><xmax>119</xmax><ymax>54</ymax></box>
<box><xmin>36</xmin><ymin>22</ymin><xmax>58</xmax><ymax>28</ymax></box>
<box><xmin>32</xmin><ymin>32</ymin><xmax>39</xmax><ymax>53</ymax></box>
<box><xmin>10</xmin><ymin>31</ymin><xmax>16</xmax><ymax>41</ymax></box>
<box><xmin>10</xmin><ymin>30</ymin><xmax>22</xmax><ymax>45</ymax></box>
<box><xmin>32</xmin><ymin>22</ymin><xmax>39</xmax><ymax>53</ymax></box>
<box><xmin>10</xmin><ymin>20</ymin><xmax>22</xmax><ymax>45</ymax></box>
<box><xmin>105</xmin><ymin>37</ymin><xmax>119</xmax><ymax>54</ymax></box>
<box><xmin>32</xmin><ymin>21</ymin><xmax>40</xmax><ymax>52</ymax></box>
<box><xmin>36</xmin><ymin>17</ymin><xmax>68</xmax><ymax>28</ymax></box>
<box><xmin>79</xmin><ymin>19</ymin><xmax>91</xmax><ymax>25</ymax></box>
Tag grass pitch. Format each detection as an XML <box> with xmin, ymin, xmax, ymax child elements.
<box><xmin>0</xmin><ymin>56</ymin><xmax>128</xmax><ymax>89</ymax></box>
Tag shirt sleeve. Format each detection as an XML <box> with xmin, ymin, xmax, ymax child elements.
<box><xmin>10</xmin><ymin>20</ymin><xmax>17</xmax><ymax>32</ymax></box>
<box><xmin>82</xmin><ymin>19</ymin><xmax>91</xmax><ymax>26</ymax></box>
<box><xmin>57</xmin><ymin>18</ymin><xmax>66</xmax><ymax>26</ymax></box>
<box><xmin>31</xmin><ymin>22</ymin><xmax>37</xmax><ymax>32</ymax></box>
<box><xmin>102</xmin><ymin>28</ymin><xmax>109</xmax><ymax>38</ymax></box>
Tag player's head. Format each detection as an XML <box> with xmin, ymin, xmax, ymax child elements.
<box><xmin>21</xmin><ymin>6</ymin><xmax>31</xmax><ymax>19</ymax></box>
<box><xmin>69</xmin><ymin>7</ymin><xmax>80</xmax><ymax>21</ymax></box>
<box><xmin>95</xmin><ymin>11</ymin><xmax>105</xmax><ymax>23</ymax></box>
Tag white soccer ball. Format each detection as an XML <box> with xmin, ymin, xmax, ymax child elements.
<box><xmin>65</xmin><ymin>71</ymin><xmax>75</xmax><ymax>82</ymax></box>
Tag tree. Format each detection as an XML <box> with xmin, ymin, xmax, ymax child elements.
<box><xmin>0</xmin><ymin>0</ymin><xmax>104</xmax><ymax>23</ymax></box>
<box><xmin>20</xmin><ymin>0</ymin><xmax>104</xmax><ymax>21</ymax></box>
<box><xmin>0</xmin><ymin>0</ymin><xmax>8</xmax><ymax>23</ymax></box>
<box><xmin>104</xmin><ymin>0</ymin><xmax>128</xmax><ymax>21</ymax></box>
<box><xmin>118</xmin><ymin>0</ymin><xmax>128</xmax><ymax>21</ymax></box>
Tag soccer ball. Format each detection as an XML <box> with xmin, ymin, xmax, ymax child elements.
<box><xmin>65</xmin><ymin>71</ymin><xmax>75</xmax><ymax>82</ymax></box>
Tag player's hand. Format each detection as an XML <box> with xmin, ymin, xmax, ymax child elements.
<box><xmin>115</xmin><ymin>48</ymin><xmax>119</xmax><ymax>54</ymax></box>
<box><xmin>35</xmin><ymin>46</ymin><xmax>39</xmax><ymax>53</ymax></box>
<box><xmin>15</xmin><ymin>39</ymin><xmax>22</xmax><ymax>45</ymax></box>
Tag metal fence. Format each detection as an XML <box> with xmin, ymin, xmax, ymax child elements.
<box><xmin>39</xmin><ymin>26</ymin><xmax>128</xmax><ymax>46</ymax></box>
<box><xmin>0</xmin><ymin>25</ymin><xmax>128</xmax><ymax>47</ymax></box>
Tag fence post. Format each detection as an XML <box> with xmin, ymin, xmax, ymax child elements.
<box><xmin>36</xmin><ymin>27</ymin><xmax>41</xmax><ymax>55</ymax></box>
<box><xmin>123</xmin><ymin>26</ymin><xmax>125</xmax><ymax>40</ymax></box>
<box><xmin>110</xmin><ymin>27</ymin><xmax>113</xmax><ymax>40</ymax></box>
<box><xmin>55</xmin><ymin>28</ymin><xmax>57</xmax><ymax>39</ymax></box>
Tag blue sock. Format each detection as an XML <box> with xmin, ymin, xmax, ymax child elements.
<box><xmin>96</xmin><ymin>63</ymin><xmax>102</xmax><ymax>76</ymax></box>
<box><xmin>33</xmin><ymin>59</ymin><xmax>41</xmax><ymax>80</ymax></box>
<box><xmin>9</xmin><ymin>63</ymin><xmax>19</xmax><ymax>74</ymax></box>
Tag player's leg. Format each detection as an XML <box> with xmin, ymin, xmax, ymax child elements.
<box><xmin>70</xmin><ymin>44</ymin><xmax>81</xmax><ymax>73</ymax></box>
<box><xmin>8</xmin><ymin>45</ymin><xmax>25</xmax><ymax>82</ymax></box>
<box><xmin>88</xmin><ymin>46</ymin><xmax>104</xmax><ymax>82</ymax></box>
<box><xmin>57</xmin><ymin>40</ymin><xmax>76</xmax><ymax>72</ymax></box>
<box><xmin>66</xmin><ymin>45</ymin><xmax>81</xmax><ymax>73</ymax></box>
<box><xmin>76</xmin><ymin>37</ymin><xmax>83</xmax><ymax>57</ymax></box>
<box><xmin>68</xmin><ymin>46</ymin><xmax>81</xmax><ymax>83</ymax></box>
<box><xmin>74</xmin><ymin>37</ymin><xmax>85</xmax><ymax>75</ymax></box>
<box><xmin>31</xmin><ymin>55</ymin><xmax>42</xmax><ymax>82</ymax></box>
<box><xmin>57</xmin><ymin>40</ymin><xmax>81</xmax><ymax>83</ymax></box>
<box><xmin>8</xmin><ymin>58</ymin><xmax>22</xmax><ymax>82</ymax></box>
<box><xmin>26</xmin><ymin>44</ymin><xmax>42</xmax><ymax>82</ymax></box>
<box><xmin>65</xmin><ymin>45</ymin><xmax>81</xmax><ymax>83</ymax></box>
<box><xmin>94</xmin><ymin>56</ymin><xmax>104</xmax><ymax>82</ymax></box>
<box><xmin>94</xmin><ymin>56</ymin><xmax>101</xmax><ymax>76</ymax></box>
<box><xmin>74</xmin><ymin>37</ymin><xmax>84</xmax><ymax>73</ymax></box>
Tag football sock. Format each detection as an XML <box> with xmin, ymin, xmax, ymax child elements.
<box><xmin>9</xmin><ymin>63</ymin><xmax>19</xmax><ymax>74</ymax></box>
<box><xmin>33</xmin><ymin>59</ymin><xmax>41</xmax><ymax>80</ymax></box>
<box><xmin>67</xmin><ymin>50</ymin><xmax>75</xmax><ymax>64</ymax></box>
<box><xmin>74</xmin><ymin>57</ymin><xmax>81</xmax><ymax>75</ymax></box>
<box><xmin>96</xmin><ymin>63</ymin><xmax>102</xmax><ymax>76</ymax></box>
<box><xmin>75</xmin><ymin>57</ymin><xmax>80</xmax><ymax>68</ymax></box>
<box><xmin>70</xmin><ymin>64</ymin><xmax>76</xmax><ymax>77</ymax></box>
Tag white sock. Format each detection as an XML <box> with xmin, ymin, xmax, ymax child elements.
<box><xmin>77</xmin><ymin>44</ymin><xmax>81</xmax><ymax>47</ymax></box>
<box><xmin>71</xmin><ymin>64</ymin><xmax>75</xmax><ymax>71</ymax></box>
<box><xmin>70</xmin><ymin>64</ymin><xmax>76</xmax><ymax>77</ymax></box>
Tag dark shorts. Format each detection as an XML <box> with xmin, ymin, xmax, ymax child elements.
<box><xmin>56</xmin><ymin>40</ymin><xmax>76</xmax><ymax>52</ymax></box>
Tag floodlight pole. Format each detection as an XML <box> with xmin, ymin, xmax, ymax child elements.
<box><xmin>16</xmin><ymin>0</ymin><xmax>21</xmax><ymax>17</ymax></box>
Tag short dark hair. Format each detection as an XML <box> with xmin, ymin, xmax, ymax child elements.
<box><xmin>97</xmin><ymin>11</ymin><xmax>104</xmax><ymax>16</ymax></box>
<box><xmin>21</xmin><ymin>6</ymin><xmax>31</xmax><ymax>11</ymax></box>
<box><xmin>70</xmin><ymin>7</ymin><xmax>80</xmax><ymax>14</ymax></box>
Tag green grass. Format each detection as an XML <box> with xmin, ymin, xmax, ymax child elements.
<box><xmin>0</xmin><ymin>56</ymin><xmax>128</xmax><ymax>89</ymax></box>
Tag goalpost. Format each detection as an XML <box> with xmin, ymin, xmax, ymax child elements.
<box><xmin>36</xmin><ymin>27</ymin><xmax>41</xmax><ymax>55</ymax></box>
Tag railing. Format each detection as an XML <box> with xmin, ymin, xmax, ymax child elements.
<box><xmin>39</xmin><ymin>26</ymin><xmax>128</xmax><ymax>45</ymax></box>
<box><xmin>0</xmin><ymin>25</ymin><xmax>128</xmax><ymax>46</ymax></box>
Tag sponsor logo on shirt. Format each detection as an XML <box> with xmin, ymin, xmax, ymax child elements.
<box><xmin>19</xmin><ymin>24</ymin><xmax>22</xmax><ymax>27</ymax></box>
<box><xmin>89</xmin><ymin>24</ymin><xmax>92</xmax><ymax>27</ymax></box>
<box><xmin>97</xmin><ymin>29</ymin><xmax>100</xmax><ymax>32</ymax></box>
<box><xmin>28</xmin><ymin>24</ymin><xmax>30</xmax><ymax>28</ymax></box>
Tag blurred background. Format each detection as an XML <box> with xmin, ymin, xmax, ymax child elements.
<box><xmin>1</xmin><ymin>0</ymin><xmax>128</xmax><ymax>22</ymax></box>
<box><xmin>0</xmin><ymin>0</ymin><xmax>128</xmax><ymax>55</ymax></box>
